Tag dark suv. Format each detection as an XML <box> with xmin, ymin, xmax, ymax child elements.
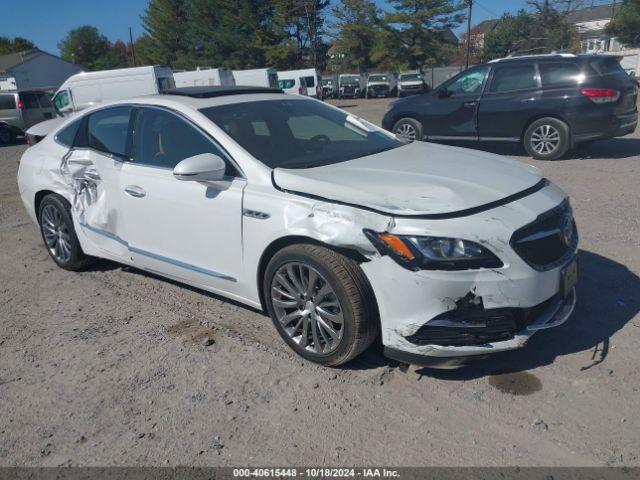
<box><xmin>382</xmin><ymin>54</ymin><xmax>638</xmax><ymax>160</ymax></box>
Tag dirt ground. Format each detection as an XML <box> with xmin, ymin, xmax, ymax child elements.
<box><xmin>1</xmin><ymin>99</ymin><xmax>639</xmax><ymax>467</ymax></box>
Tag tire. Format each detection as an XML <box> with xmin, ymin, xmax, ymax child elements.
<box><xmin>523</xmin><ymin>117</ymin><xmax>570</xmax><ymax>160</ymax></box>
<box><xmin>263</xmin><ymin>244</ymin><xmax>378</xmax><ymax>366</ymax></box>
<box><xmin>392</xmin><ymin>117</ymin><xmax>423</xmax><ymax>142</ymax></box>
<box><xmin>38</xmin><ymin>194</ymin><xmax>94</xmax><ymax>271</ymax></box>
<box><xmin>0</xmin><ymin>125</ymin><xmax>15</xmax><ymax>145</ymax></box>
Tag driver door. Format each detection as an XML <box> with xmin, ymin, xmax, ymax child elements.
<box><xmin>117</xmin><ymin>106</ymin><xmax>245</xmax><ymax>293</ymax></box>
<box><xmin>422</xmin><ymin>66</ymin><xmax>489</xmax><ymax>140</ymax></box>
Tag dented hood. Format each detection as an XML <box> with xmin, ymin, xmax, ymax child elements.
<box><xmin>273</xmin><ymin>141</ymin><xmax>543</xmax><ymax>216</ymax></box>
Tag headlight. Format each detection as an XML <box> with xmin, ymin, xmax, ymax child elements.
<box><xmin>363</xmin><ymin>230</ymin><xmax>503</xmax><ymax>271</ymax></box>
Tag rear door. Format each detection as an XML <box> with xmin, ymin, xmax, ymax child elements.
<box><xmin>477</xmin><ymin>62</ymin><xmax>542</xmax><ymax>140</ymax></box>
<box><xmin>423</xmin><ymin>66</ymin><xmax>489</xmax><ymax>140</ymax></box>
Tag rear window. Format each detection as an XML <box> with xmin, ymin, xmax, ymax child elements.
<box><xmin>539</xmin><ymin>62</ymin><xmax>582</xmax><ymax>87</ymax></box>
<box><xmin>304</xmin><ymin>76</ymin><xmax>315</xmax><ymax>88</ymax></box>
<box><xmin>0</xmin><ymin>94</ymin><xmax>16</xmax><ymax>110</ymax></box>
<box><xmin>157</xmin><ymin>77</ymin><xmax>176</xmax><ymax>93</ymax></box>
<box><xmin>20</xmin><ymin>93</ymin><xmax>40</xmax><ymax>109</ymax></box>
<box><xmin>55</xmin><ymin>120</ymin><xmax>81</xmax><ymax>147</ymax></box>
<box><xmin>590</xmin><ymin>57</ymin><xmax>625</xmax><ymax>76</ymax></box>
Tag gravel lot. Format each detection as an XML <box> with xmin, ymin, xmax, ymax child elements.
<box><xmin>1</xmin><ymin>98</ymin><xmax>639</xmax><ymax>467</ymax></box>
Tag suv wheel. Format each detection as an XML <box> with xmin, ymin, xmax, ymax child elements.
<box><xmin>0</xmin><ymin>125</ymin><xmax>15</xmax><ymax>145</ymax></box>
<box><xmin>392</xmin><ymin>118</ymin><xmax>422</xmax><ymax>142</ymax></box>
<box><xmin>524</xmin><ymin>117</ymin><xmax>570</xmax><ymax>160</ymax></box>
<box><xmin>38</xmin><ymin>194</ymin><xmax>94</xmax><ymax>270</ymax></box>
<box><xmin>264</xmin><ymin>244</ymin><xmax>378</xmax><ymax>366</ymax></box>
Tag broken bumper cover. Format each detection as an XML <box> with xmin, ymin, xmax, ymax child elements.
<box><xmin>383</xmin><ymin>287</ymin><xmax>576</xmax><ymax>367</ymax></box>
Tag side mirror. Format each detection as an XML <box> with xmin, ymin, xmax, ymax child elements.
<box><xmin>437</xmin><ymin>87</ymin><xmax>449</xmax><ymax>98</ymax></box>
<box><xmin>173</xmin><ymin>153</ymin><xmax>226</xmax><ymax>182</ymax></box>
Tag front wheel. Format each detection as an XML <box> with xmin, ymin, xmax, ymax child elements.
<box><xmin>523</xmin><ymin>117</ymin><xmax>570</xmax><ymax>160</ymax></box>
<box><xmin>264</xmin><ymin>244</ymin><xmax>378</xmax><ymax>366</ymax></box>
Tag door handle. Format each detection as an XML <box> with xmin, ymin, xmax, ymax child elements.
<box><xmin>463</xmin><ymin>101</ymin><xmax>477</xmax><ymax>107</ymax></box>
<box><xmin>124</xmin><ymin>185</ymin><xmax>146</xmax><ymax>198</ymax></box>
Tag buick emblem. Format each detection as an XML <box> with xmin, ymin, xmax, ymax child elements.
<box><xmin>560</xmin><ymin>212</ymin><xmax>574</xmax><ymax>246</ymax></box>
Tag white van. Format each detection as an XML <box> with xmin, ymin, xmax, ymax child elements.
<box><xmin>52</xmin><ymin>65</ymin><xmax>175</xmax><ymax>114</ymax></box>
<box><xmin>232</xmin><ymin>68</ymin><xmax>278</xmax><ymax>89</ymax></box>
<box><xmin>277</xmin><ymin>69</ymin><xmax>318</xmax><ymax>97</ymax></box>
<box><xmin>277</xmin><ymin>76</ymin><xmax>308</xmax><ymax>95</ymax></box>
<box><xmin>173</xmin><ymin>67</ymin><xmax>235</xmax><ymax>88</ymax></box>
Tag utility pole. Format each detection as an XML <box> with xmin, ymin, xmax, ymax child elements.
<box><xmin>129</xmin><ymin>27</ymin><xmax>137</xmax><ymax>67</ymax></box>
<box><xmin>465</xmin><ymin>0</ymin><xmax>473</xmax><ymax>70</ymax></box>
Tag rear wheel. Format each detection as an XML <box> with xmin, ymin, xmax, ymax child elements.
<box><xmin>38</xmin><ymin>194</ymin><xmax>94</xmax><ymax>270</ymax></box>
<box><xmin>0</xmin><ymin>125</ymin><xmax>15</xmax><ymax>145</ymax></box>
<box><xmin>523</xmin><ymin>117</ymin><xmax>570</xmax><ymax>160</ymax></box>
<box><xmin>264</xmin><ymin>244</ymin><xmax>378</xmax><ymax>366</ymax></box>
<box><xmin>392</xmin><ymin>117</ymin><xmax>423</xmax><ymax>142</ymax></box>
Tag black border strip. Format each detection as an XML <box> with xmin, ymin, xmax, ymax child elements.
<box><xmin>272</xmin><ymin>173</ymin><xmax>549</xmax><ymax>220</ymax></box>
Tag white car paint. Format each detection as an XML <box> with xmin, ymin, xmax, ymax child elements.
<box><xmin>17</xmin><ymin>92</ymin><xmax>578</xmax><ymax>365</ymax></box>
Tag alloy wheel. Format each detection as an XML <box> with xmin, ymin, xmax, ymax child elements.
<box><xmin>41</xmin><ymin>204</ymin><xmax>72</xmax><ymax>264</ymax></box>
<box><xmin>395</xmin><ymin>123</ymin><xmax>416</xmax><ymax>141</ymax></box>
<box><xmin>271</xmin><ymin>262</ymin><xmax>344</xmax><ymax>354</ymax></box>
<box><xmin>530</xmin><ymin>124</ymin><xmax>560</xmax><ymax>155</ymax></box>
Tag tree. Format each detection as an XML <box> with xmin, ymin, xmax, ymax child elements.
<box><xmin>141</xmin><ymin>0</ymin><xmax>191</xmax><ymax>68</ymax></box>
<box><xmin>266</xmin><ymin>0</ymin><xmax>330</xmax><ymax>70</ymax></box>
<box><xmin>329</xmin><ymin>0</ymin><xmax>380</xmax><ymax>72</ymax></box>
<box><xmin>0</xmin><ymin>36</ymin><xmax>35</xmax><ymax>55</ymax></box>
<box><xmin>185</xmin><ymin>0</ymin><xmax>277</xmax><ymax>69</ymax></box>
<box><xmin>483</xmin><ymin>2</ymin><xmax>581</xmax><ymax>60</ymax></box>
<box><xmin>380</xmin><ymin>0</ymin><xmax>465</xmax><ymax>70</ymax></box>
<box><xmin>482</xmin><ymin>10</ymin><xmax>537</xmax><ymax>60</ymax></box>
<box><xmin>58</xmin><ymin>26</ymin><xmax>113</xmax><ymax>70</ymax></box>
<box><xmin>606</xmin><ymin>0</ymin><xmax>640</xmax><ymax>47</ymax></box>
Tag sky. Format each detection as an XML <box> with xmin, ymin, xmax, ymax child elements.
<box><xmin>0</xmin><ymin>0</ymin><xmax>608</xmax><ymax>56</ymax></box>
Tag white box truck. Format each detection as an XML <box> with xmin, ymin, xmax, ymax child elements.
<box><xmin>277</xmin><ymin>68</ymin><xmax>318</xmax><ymax>97</ymax></box>
<box><xmin>232</xmin><ymin>68</ymin><xmax>278</xmax><ymax>89</ymax></box>
<box><xmin>173</xmin><ymin>67</ymin><xmax>235</xmax><ymax>88</ymax></box>
<box><xmin>52</xmin><ymin>65</ymin><xmax>175</xmax><ymax>114</ymax></box>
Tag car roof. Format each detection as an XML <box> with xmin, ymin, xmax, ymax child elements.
<box><xmin>78</xmin><ymin>89</ymin><xmax>310</xmax><ymax>114</ymax></box>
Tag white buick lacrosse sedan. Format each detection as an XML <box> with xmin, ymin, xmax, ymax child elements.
<box><xmin>17</xmin><ymin>86</ymin><xmax>578</xmax><ymax>367</ymax></box>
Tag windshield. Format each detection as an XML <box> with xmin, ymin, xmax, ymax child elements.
<box><xmin>200</xmin><ymin>99</ymin><xmax>401</xmax><ymax>169</ymax></box>
<box><xmin>400</xmin><ymin>74</ymin><xmax>421</xmax><ymax>81</ymax></box>
<box><xmin>322</xmin><ymin>80</ymin><xmax>333</xmax><ymax>86</ymax></box>
<box><xmin>341</xmin><ymin>77</ymin><xmax>359</xmax><ymax>85</ymax></box>
<box><xmin>369</xmin><ymin>75</ymin><xmax>388</xmax><ymax>82</ymax></box>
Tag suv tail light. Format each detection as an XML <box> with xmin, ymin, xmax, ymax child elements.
<box><xmin>580</xmin><ymin>88</ymin><xmax>620</xmax><ymax>104</ymax></box>
<box><xmin>17</xmin><ymin>99</ymin><xmax>24</xmax><ymax>109</ymax></box>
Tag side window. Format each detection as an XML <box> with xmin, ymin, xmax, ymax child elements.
<box><xmin>0</xmin><ymin>94</ymin><xmax>16</xmax><ymax>110</ymax></box>
<box><xmin>489</xmin><ymin>64</ymin><xmax>538</xmax><ymax>93</ymax></box>
<box><xmin>132</xmin><ymin>107</ymin><xmax>235</xmax><ymax>174</ymax></box>
<box><xmin>446</xmin><ymin>67</ymin><xmax>489</xmax><ymax>96</ymax></box>
<box><xmin>87</xmin><ymin>107</ymin><xmax>132</xmax><ymax>157</ymax></box>
<box><xmin>55</xmin><ymin>120</ymin><xmax>81</xmax><ymax>147</ymax></box>
<box><xmin>53</xmin><ymin>91</ymin><xmax>70</xmax><ymax>110</ymax></box>
<box><xmin>278</xmin><ymin>79</ymin><xmax>295</xmax><ymax>89</ymax></box>
<box><xmin>539</xmin><ymin>62</ymin><xmax>582</xmax><ymax>87</ymax></box>
<box><xmin>304</xmin><ymin>76</ymin><xmax>315</xmax><ymax>88</ymax></box>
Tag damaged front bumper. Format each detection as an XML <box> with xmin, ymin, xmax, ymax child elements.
<box><xmin>359</xmin><ymin>183</ymin><xmax>579</xmax><ymax>367</ymax></box>
<box><xmin>383</xmin><ymin>287</ymin><xmax>576</xmax><ymax>368</ymax></box>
